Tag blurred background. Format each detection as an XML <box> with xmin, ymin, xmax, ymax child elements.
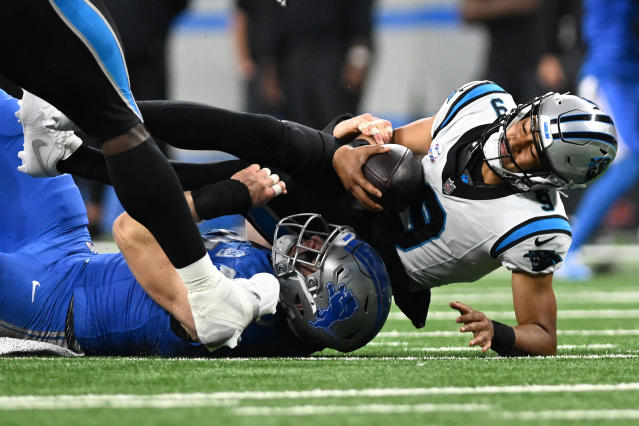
<box><xmin>84</xmin><ymin>0</ymin><xmax>638</xmax><ymax>275</ymax></box>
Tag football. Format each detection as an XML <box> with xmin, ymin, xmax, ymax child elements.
<box><xmin>362</xmin><ymin>144</ymin><xmax>423</xmax><ymax>211</ymax></box>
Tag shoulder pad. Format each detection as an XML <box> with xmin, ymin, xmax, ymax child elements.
<box><xmin>431</xmin><ymin>81</ymin><xmax>509</xmax><ymax>139</ymax></box>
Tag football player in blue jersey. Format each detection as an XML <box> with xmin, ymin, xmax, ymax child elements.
<box><xmin>556</xmin><ymin>0</ymin><xmax>639</xmax><ymax>280</ymax></box>
<box><xmin>0</xmin><ymin>89</ymin><xmax>392</xmax><ymax>357</ymax></box>
<box><xmin>19</xmin><ymin>83</ymin><xmax>617</xmax><ymax>357</ymax></box>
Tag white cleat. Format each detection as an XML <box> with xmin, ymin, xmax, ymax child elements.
<box><xmin>15</xmin><ymin>90</ymin><xmax>82</xmax><ymax>177</ymax></box>
<box><xmin>188</xmin><ymin>273</ymin><xmax>280</xmax><ymax>350</ymax></box>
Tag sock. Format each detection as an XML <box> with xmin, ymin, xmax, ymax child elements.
<box><xmin>176</xmin><ymin>254</ymin><xmax>222</xmax><ymax>292</ymax></box>
<box><xmin>105</xmin><ymin>137</ymin><xmax>205</xmax><ymax>268</ymax></box>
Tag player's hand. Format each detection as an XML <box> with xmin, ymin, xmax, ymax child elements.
<box><xmin>332</xmin><ymin>144</ymin><xmax>390</xmax><ymax>211</ymax></box>
<box><xmin>333</xmin><ymin>113</ymin><xmax>393</xmax><ymax>145</ymax></box>
<box><xmin>231</xmin><ymin>164</ymin><xmax>286</xmax><ymax>207</ymax></box>
<box><xmin>450</xmin><ymin>301</ymin><xmax>494</xmax><ymax>352</ymax></box>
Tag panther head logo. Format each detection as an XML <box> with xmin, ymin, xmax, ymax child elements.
<box><xmin>309</xmin><ymin>282</ymin><xmax>359</xmax><ymax>339</ymax></box>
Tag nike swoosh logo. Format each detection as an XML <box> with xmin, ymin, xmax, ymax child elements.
<box><xmin>31</xmin><ymin>280</ymin><xmax>40</xmax><ymax>303</ymax></box>
<box><xmin>535</xmin><ymin>236</ymin><xmax>557</xmax><ymax>247</ymax></box>
<box><xmin>31</xmin><ymin>139</ymin><xmax>49</xmax><ymax>176</ymax></box>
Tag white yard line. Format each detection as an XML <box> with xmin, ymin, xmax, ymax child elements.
<box><xmin>388</xmin><ymin>309</ymin><xmax>639</xmax><ymax>321</ymax></box>
<box><xmin>501</xmin><ymin>409</ymin><xmax>639</xmax><ymax>421</ymax></box>
<box><xmin>234</xmin><ymin>403</ymin><xmax>491</xmax><ymax>416</ymax></box>
<box><xmin>378</xmin><ymin>329</ymin><xmax>639</xmax><ymax>338</ymax></box>
<box><xmin>2</xmin><ymin>383</ymin><xmax>639</xmax><ymax>410</ymax></box>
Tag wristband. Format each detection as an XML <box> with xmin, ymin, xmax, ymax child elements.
<box><xmin>491</xmin><ymin>320</ymin><xmax>516</xmax><ymax>356</ymax></box>
<box><xmin>191</xmin><ymin>179</ymin><xmax>252</xmax><ymax>221</ymax></box>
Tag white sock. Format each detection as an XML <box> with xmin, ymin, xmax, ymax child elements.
<box><xmin>177</xmin><ymin>254</ymin><xmax>223</xmax><ymax>292</ymax></box>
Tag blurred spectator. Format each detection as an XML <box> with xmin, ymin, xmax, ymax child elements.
<box><xmin>232</xmin><ymin>0</ymin><xmax>286</xmax><ymax>116</ymax></box>
<box><xmin>236</xmin><ymin>0</ymin><xmax>375</xmax><ymax>129</ymax></box>
<box><xmin>80</xmin><ymin>0</ymin><xmax>189</xmax><ymax>237</ymax></box>
<box><xmin>534</xmin><ymin>0</ymin><xmax>583</xmax><ymax>94</ymax></box>
<box><xmin>279</xmin><ymin>0</ymin><xmax>375</xmax><ymax>129</ymax></box>
<box><xmin>461</xmin><ymin>0</ymin><xmax>542</xmax><ymax>102</ymax></box>
<box><xmin>556</xmin><ymin>0</ymin><xmax>639</xmax><ymax>280</ymax></box>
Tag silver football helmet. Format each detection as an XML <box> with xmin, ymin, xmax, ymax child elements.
<box><xmin>482</xmin><ymin>92</ymin><xmax>617</xmax><ymax>191</ymax></box>
<box><xmin>272</xmin><ymin>213</ymin><xmax>392</xmax><ymax>353</ymax></box>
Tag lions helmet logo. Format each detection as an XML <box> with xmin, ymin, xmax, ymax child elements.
<box><xmin>309</xmin><ymin>282</ymin><xmax>359</xmax><ymax>339</ymax></box>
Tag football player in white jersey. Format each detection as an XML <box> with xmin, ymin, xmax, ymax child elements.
<box><xmin>334</xmin><ymin>80</ymin><xmax>617</xmax><ymax>356</ymax></box>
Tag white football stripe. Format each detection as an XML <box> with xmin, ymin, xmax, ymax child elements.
<box><xmin>2</xmin><ymin>383</ymin><xmax>639</xmax><ymax>410</ymax></box>
<box><xmin>501</xmin><ymin>409</ymin><xmax>639</xmax><ymax>421</ymax></box>
<box><xmin>235</xmin><ymin>403</ymin><xmax>491</xmax><ymax>416</ymax></box>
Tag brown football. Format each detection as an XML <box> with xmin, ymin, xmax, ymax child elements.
<box><xmin>362</xmin><ymin>144</ymin><xmax>423</xmax><ymax>211</ymax></box>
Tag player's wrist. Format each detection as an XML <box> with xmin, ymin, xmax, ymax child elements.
<box><xmin>491</xmin><ymin>320</ymin><xmax>516</xmax><ymax>356</ymax></box>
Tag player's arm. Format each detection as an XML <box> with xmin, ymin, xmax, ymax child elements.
<box><xmin>509</xmin><ymin>271</ymin><xmax>557</xmax><ymax>355</ymax></box>
<box><xmin>393</xmin><ymin>116</ymin><xmax>435</xmax><ymax>156</ymax></box>
<box><xmin>450</xmin><ymin>272</ymin><xmax>556</xmax><ymax>356</ymax></box>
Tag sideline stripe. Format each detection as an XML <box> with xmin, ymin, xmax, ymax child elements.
<box><xmin>235</xmin><ymin>403</ymin><xmax>491</xmax><ymax>416</ymax></box>
<box><xmin>388</xmin><ymin>309</ymin><xmax>639</xmax><ymax>320</ymax></box>
<box><xmin>2</xmin><ymin>383</ymin><xmax>638</xmax><ymax>410</ymax></box>
<box><xmin>378</xmin><ymin>329</ymin><xmax>639</xmax><ymax>338</ymax></box>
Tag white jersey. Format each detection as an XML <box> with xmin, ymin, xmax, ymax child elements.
<box><xmin>392</xmin><ymin>81</ymin><xmax>572</xmax><ymax>288</ymax></box>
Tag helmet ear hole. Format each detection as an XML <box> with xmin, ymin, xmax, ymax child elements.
<box><xmin>364</xmin><ymin>295</ymin><xmax>370</xmax><ymax>313</ymax></box>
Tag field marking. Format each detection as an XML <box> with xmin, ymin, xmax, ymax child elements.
<box><xmin>234</xmin><ymin>403</ymin><xmax>491</xmax><ymax>416</ymax></box>
<box><xmin>2</xmin><ymin>383</ymin><xmax>639</xmax><ymax>411</ymax></box>
<box><xmin>431</xmin><ymin>291</ymin><xmax>639</xmax><ymax>303</ymax></box>
<box><xmin>388</xmin><ymin>309</ymin><xmax>639</xmax><ymax>321</ymax></box>
<box><xmin>501</xmin><ymin>409</ymin><xmax>639</xmax><ymax>421</ymax></box>
<box><xmin>368</xmin><ymin>343</ymin><xmax>616</xmax><ymax>351</ymax></box>
<box><xmin>236</xmin><ymin>406</ymin><xmax>639</xmax><ymax>419</ymax></box>
<box><xmin>0</xmin><ymin>394</ymin><xmax>237</xmax><ymax>410</ymax></box>
<box><xmin>378</xmin><ymin>329</ymin><xmax>639</xmax><ymax>338</ymax></box>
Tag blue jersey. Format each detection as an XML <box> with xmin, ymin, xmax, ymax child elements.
<box><xmin>581</xmin><ymin>0</ymin><xmax>639</xmax><ymax>78</ymax></box>
<box><xmin>73</xmin><ymin>239</ymin><xmax>319</xmax><ymax>357</ymax></box>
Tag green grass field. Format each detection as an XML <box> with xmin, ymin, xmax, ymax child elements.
<box><xmin>2</xmin><ymin>268</ymin><xmax>638</xmax><ymax>426</ymax></box>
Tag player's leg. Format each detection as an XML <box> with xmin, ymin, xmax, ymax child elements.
<box><xmin>136</xmin><ymin>101</ymin><xmax>345</xmax><ymax>190</ymax></box>
<box><xmin>1</xmin><ymin>1</ymin><xmax>261</xmax><ymax>346</ymax></box>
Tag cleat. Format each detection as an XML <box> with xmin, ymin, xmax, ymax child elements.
<box><xmin>235</xmin><ymin>273</ymin><xmax>280</xmax><ymax>318</ymax></box>
<box><xmin>187</xmin><ymin>272</ymin><xmax>280</xmax><ymax>350</ymax></box>
<box><xmin>15</xmin><ymin>90</ymin><xmax>82</xmax><ymax>177</ymax></box>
